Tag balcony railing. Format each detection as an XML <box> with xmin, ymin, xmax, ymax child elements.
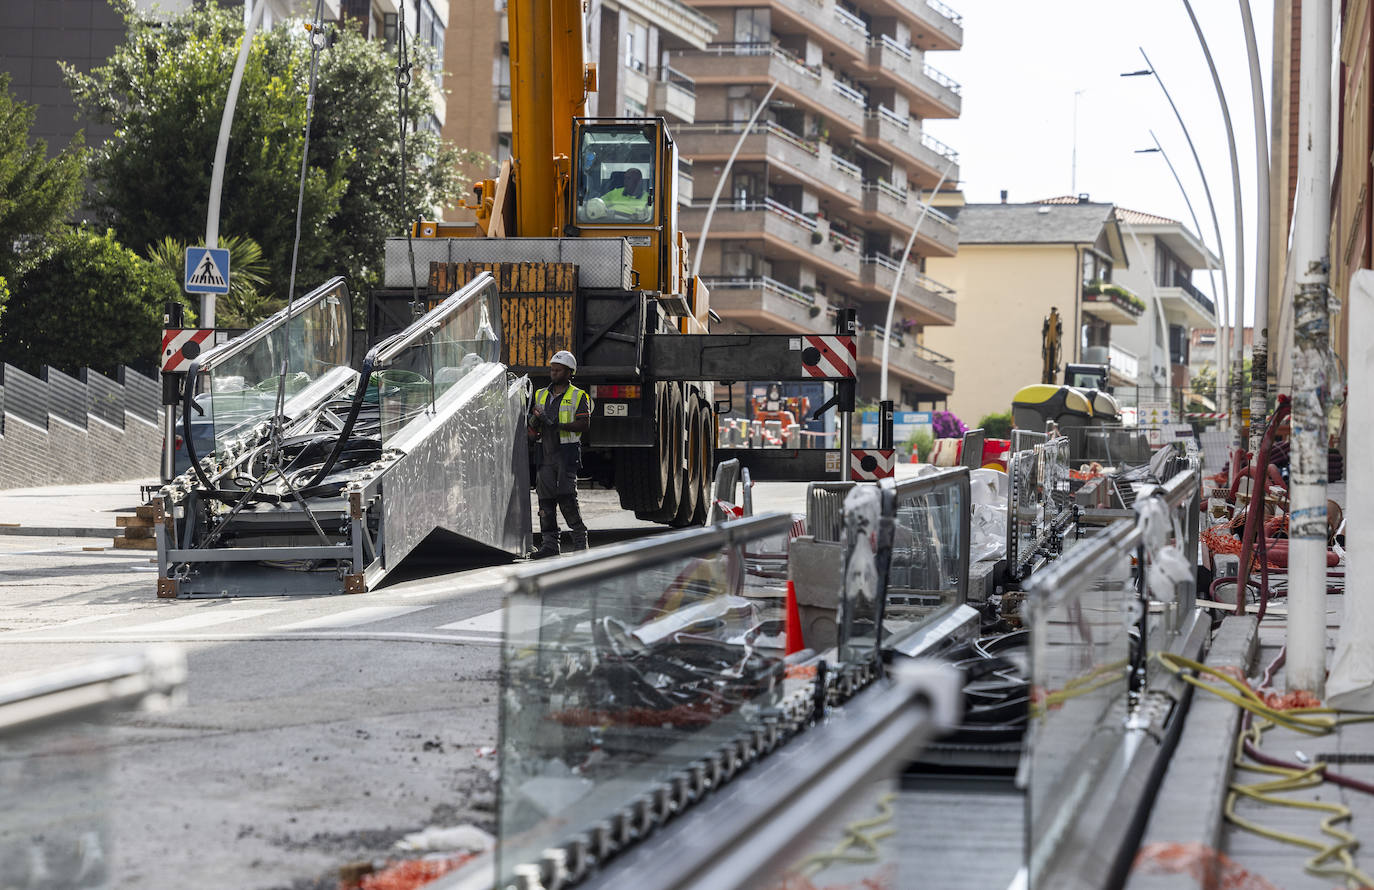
<box><xmin>920</xmin><ymin>131</ymin><xmax>960</xmax><ymax>164</ymax></box>
<box><xmin>925</xmin><ymin>0</ymin><xmax>963</xmax><ymax>25</ymax></box>
<box><xmin>655</xmin><ymin>65</ymin><xmax>697</xmax><ymax>95</ymax></box>
<box><xmin>871</xmin><ymin>105</ymin><xmax>910</xmax><ymax>131</ymax></box>
<box><xmin>1108</xmin><ymin>342</ymin><xmax>1139</xmax><ymax>381</ymax></box>
<box><xmin>677</xmin><ymin>120</ymin><xmax>820</xmax><ymax>156</ymax></box>
<box><xmin>829</xmin><ymin>229</ymin><xmax>862</xmax><ymax>253</ymax></box>
<box><xmin>922</xmin><ymin>62</ymin><xmax>962</xmax><ymax>95</ymax></box>
<box><xmin>831</xmin><ymin>155</ymin><xmax>863</xmax><ymax>178</ymax></box>
<box><xmin>833</xmin><ymin>4</ymin><xmax>869</xmax><ymax>36</ymax></box>
<box><xmin>866</xmin><ymin>179</ymin><xmax>908</xmax><ymax>202</ymax></box>
<box><xmin>831</xmin><ymin>79</ymin><xmax>866</xmax><ymax>107</ymax></box>
<box><xmin>862</xmin><ymin>254</ymin><xmax>957</xmax><ymax>299</ymax></box>
<box><xmin>693</xmin><ymin>42</ymin><xmax>821</xmax><ymax>83</ymax></box>
<box><xmin>867</xmin><ymin>326</ymin><xmax>955</xmax><ymax>363</ymax></box>
<box><xmin>706</xmin><ymin>275</ymin><xmax>816</xmax><ymax>306</ymax></box>
<box><xmin>875</xmin><ymin>32</ymin><xmax>913</xmax><ymax>60</ymax></box>
<box><xmin>1169</xmin><ymin>272</ymin><xmax>1217</xmax><ymax>317</ymax></box>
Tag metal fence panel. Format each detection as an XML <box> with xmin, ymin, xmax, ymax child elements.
<box><xmin>42</xmin><ymin>366</ymin><xmax>87</xmax><ymax>430</ymax></box>
<box><xmin>0</xmin><ymin>364</ymin><xmax>48</xmax><ymax>429</ymax></box>
<box><xmin>119</xmin><ymin>367</ymin><xmax>159</xmax><ymax>422</ymax></box>
<box><xmin>82</xmin><ymin>369</ymin><xmax>125</xmax><ymax>429</ymax></box>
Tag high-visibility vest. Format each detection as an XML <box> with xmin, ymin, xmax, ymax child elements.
<box><xmin>534</xmin><ymin>385</ymin><xmax>591</xmax><ymax>444</ymax></box>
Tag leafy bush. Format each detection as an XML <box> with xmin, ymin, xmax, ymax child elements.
<box><xmin>907</xmin><ymin>428</ymin><xmax>934</xmax><ymax>462</ymax></box>
<box><xmin>0</xmin><ymin>228</ymin><xmax>186</xmax><ymax>375</ymax></box>
<box><xmin>977</xmin><ymin>410</ymin><xmax>1013</xmax><ymax>439</ymax></box>
<box><xmin>932</xmin><ymin>410</ymin><xmax>966</xmax><ymax>439</ymax></box>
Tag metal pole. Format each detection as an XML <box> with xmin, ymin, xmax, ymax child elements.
<box><xmin>1329</xmin><ymin>271</ymin><xmax>1374</xmax><ymax>707</ymax></box>
<box><xmin>1179</xmin><ymin>0</ymin><xmax>1247</xmax><ymax>480</ymax></box>
<box><xmin>689</xmin><ymin>82</ymin><xmax>778</xmax><ymax>283</ymax></box>
<box><xmin>1239</xmin><ymin>0</ymin><xmax>1272</xmax><ymax>457</ymax></box>
<box><xmin>880</xmin><ymin>159</ymin><xmax>954</xmax><ymax>402</ymax></box>
<box><xmin>1284</xmin><ymin>0</ymin><xmax>1331</xmax><ymax>696</ymax></box>
<box><xmin>204</xmin><ymin>0</ymin><xmax>267</xmax><ymax>329</ymax></box>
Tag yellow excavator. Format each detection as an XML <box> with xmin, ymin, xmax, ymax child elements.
<box><xmin>1012</xmin><ymin>306</ymin><xmax>1120</xmax><ymax>432</ymax></box>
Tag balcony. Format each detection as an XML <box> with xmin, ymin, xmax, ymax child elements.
<box><xmin>865</xmin><ymin>36</ymin><xmax>960</xmax><ymax>119</ymax></box>
<box><xmin>1155</xmin><ymin>274</ymin><xmax>1217</xmax><ymax>328</ymax></box>
<box><xmin>690</xmin><ymin>0</ymin><xmax>867</xmax><ymax>59</ymax></box>
<box><xmin>1081</xmin><ymin>281</ymin><xmax>1145</xmax><ymax>326</ymax></box>
<box><xmin>1108</xmin><ymin>342</ymin><xmax>1139</xmax><ymax>384</ymax></box>
<box><xmin>856</xmin><ymin>328</ymin><xmax>955</xmax><ymax>393</ymax></box>
<box><xmin>856</xmin><ymin>179</ymin><xmax>959</xmax><ymax>257</ymax></box>
<box><xmin>672</xmin><ymin>44</ymin><xmax>863</xmax><ymax>133</ymax></box>
<box><xmin>704</xmin><ymin>276</ymin><xmax>837</xmax><ymax>334</ymax></box>
<box><xmin>858</xmin><ymin>253</ymin><xmax>956</xmax><ymax>325</ymax></box>
<box><xmin>651</xmin><ymin>66</ymin><xmax>697</xmax><ymax>122</ymax></box>
<box><xmin>681</xmin><ymin>198</ymin><xmax>860</xmax><ymax>277</ymax></box>
<box><xmin>674</xmin><ymin>121</ymin><xmax>862</xmax><ymax>204</ymax></box>
<box><xmin>862</xmin><ymin>107</ymin><xmax>960</xmax><ymax>186</ymax></box>
<box><xmin>870</xmin><ymin>0</ymin><xmax>963</xmax><ymax>52</ymax></box>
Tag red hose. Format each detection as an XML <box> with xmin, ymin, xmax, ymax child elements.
<box><xmin>1235</xmin><ymin>396</ymin><xmax>1291</xmax><ymax>615</ymax></box>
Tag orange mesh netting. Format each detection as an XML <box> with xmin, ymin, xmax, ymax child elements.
<box><xmin>1132</xmin><ymin>841</ymin><xmax>1280</xmax><ymax>890</ymax></box>
<box><xmin>353</xmin><ymin>854</ymin><xmax>475</xmax><ymax>890</ymax></box>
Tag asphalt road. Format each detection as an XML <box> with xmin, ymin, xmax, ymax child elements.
<box><xmin>0</xmin><ymin>478</ymin><xmax>825</xmax><ymax>889</ymax></box>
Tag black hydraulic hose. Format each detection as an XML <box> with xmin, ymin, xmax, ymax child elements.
<box><xmin>181</xmin><ymin>359</ymin><xmax>216</xmax><ymax>494</ymax></box>
<box><xmin>303</xmin><ymin>351</ymin><xmax>377</xmax><ymax>490</ymax></box>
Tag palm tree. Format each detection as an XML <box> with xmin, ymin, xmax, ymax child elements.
<box><xmin>147</xmin><ymin>234</ymin><xmax>279</xmax><ymax>328</ymax></box>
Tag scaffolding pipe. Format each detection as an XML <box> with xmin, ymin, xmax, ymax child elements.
<box><xmin>1239</xmin><ymin>0</ymin><xmax>1272</xmax><ymax>458</ymax></box>
<box><xmin>1329</xmin><ymin>271</ymin><xmax>1373</xmax><ymax>707</ymax></box>
<box><xmin>1283</xmin><ymin>0</ymin><xmax>1331</xmax><ymax>696</ymax></box>
<box><xmin>1179</xmin><ymin>0</ymin><xmax>1246</xmax><ymax>479</ymax></box>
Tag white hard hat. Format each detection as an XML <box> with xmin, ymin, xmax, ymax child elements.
<box><xmin>550</xmin><ymin>350</ymin><xmax>577</xmax><ymax>372</ymax></box>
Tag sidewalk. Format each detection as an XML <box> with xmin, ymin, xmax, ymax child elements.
<box><xmin>1129</xmin><ymin>481</ymin><xmax>1361</xmax><ymax>890</ymax></box>
<box><xmin>0</xmin><ymin>479</ymin><xmax>153</xmax><ymax>537</ymax></box>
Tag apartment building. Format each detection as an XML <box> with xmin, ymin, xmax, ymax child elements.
<box><xmin>1110</xmin><ymin>206</ymin><xmax>1219</xmax><ymax>394</ymax></box>
<box><xmin>669</xmin><ymin>0</ymin><xmax>963</xmax><ymax>408</ymax></box>
<box><xmin>924</xmin><ymin>198</ymin><xmax>1136</xmax><ymax>424</ymax></box>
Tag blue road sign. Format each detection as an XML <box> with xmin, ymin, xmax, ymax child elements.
<box><xmin>185</xmin><ymin>246</ymin><xmax>231</xmax><ymax>295</ymax></box>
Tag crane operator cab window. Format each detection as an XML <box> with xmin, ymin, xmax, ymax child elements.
<box><xmin>576</xmin><ymin>126</ymin><xmax>656</xmax><ymax>225</ymax></box>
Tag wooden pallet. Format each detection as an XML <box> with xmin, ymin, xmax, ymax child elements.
<box><xmin>430</xmin><ymin>261</ymin><xmax>578</xmax><ymax>368</ymax></box>
<box><xmin>113</xmin><ymin>508</ymin><xmax>158</xmax><ymax>550</ymax></box>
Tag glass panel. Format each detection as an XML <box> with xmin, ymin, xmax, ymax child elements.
<box><xmin>885</xmin><ymin>470</ymin><xmax>967</xmax><ymax>641</ymax></box>
<box><xmin>198</xmin><ymin>278</ymin><xmax>351</xmax><ymax>453</ymax></box>
<box><xmin>1006</xmin><ymin>446</ymin><xmax>1047</xmax><ymax>578</ymax></box>
<box><xmin>836</xmin><ymin>483</ymin><xmax>889</xmax><ymax>666</ymax></box>
<box><xmin>373</xmin><ymin>279</ymin><xmax>502</xmax><ymax>445</ymax></box>
<box><xmin>497</xmin><ymin>516</ymin><xmax>792</xmax><ymax>887</ymax></box>
<box><xmin>576</xmin><ymin>126</ymin><xmax>656</xmax><ymax>224</ymax></box>
<box><xmin>1023</xmin><ymin>531</ymin><xmax>1136</xmax><ymax>887</ymax></box>
<box><xmin>757</xmin><ymin>777</ymin><xmax>904</xmax><ymax>890</ymax></box>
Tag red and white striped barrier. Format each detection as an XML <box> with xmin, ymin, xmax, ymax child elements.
<box><xmin>800</xmin><ymin>335</ymin><xmax>856</xmax><ymax>379</ymax></box>
<box><xmin>1185</xmin><ymin>412</ymin><xmax>1229</xmax><ymax>419</ymax></box>
<box><xmin>850</xmin><ymin>449</ymin><xmax>896</xmax><ymax>481</ymax></box>
<box><xmin>161</xmin><ymin>328</ymin><xmax>214</xmax><ymax>372</ymax></box>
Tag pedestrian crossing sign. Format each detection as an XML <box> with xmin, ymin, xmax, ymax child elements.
<box><xmin>184</xmin><ymin>246</ymin><xmax>230</xmax><ymax>295</ymax></box>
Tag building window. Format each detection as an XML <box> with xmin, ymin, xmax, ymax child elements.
<box><xmin>626</xmin><ymin>23</ymin><xmax>648</xmax><ymax>72</ymax></box>
<box><xmin>496</xmin><ymin>44</ymin><xmax>510</xmax><ymax>100</ymax></box>
<box><xmin>383</xmin><ymin>12</ymin><xmax>398</xmax><ymax>49</ymax></box>
<box><xmin>624</xmin><ymin>97</ymin><xmax>647</xmax><ymax>117</ymax></box>
<box><xmin>733</xmin><ymin>8</ymin><xmax>769</xmax><ymax>46</ymax></box>
<box><xmin>497</xmin><ymin>134</ymin><xmax>512</xmax><ymax>164</ymax></box>
<box><xmin>1083</xmin><ymin>250</ymin><xmax>1111</xmax><ymax>285</ymax></box>
<box><xmin>1169</xmin><ymin>324</ymin><xmax>1189</xmax><ymax>365</ymax></box>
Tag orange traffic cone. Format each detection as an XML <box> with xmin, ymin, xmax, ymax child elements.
<box><xmin>784</xmin><ymin>580</ymin><xmax>803</xmax><ymax>655</ymax></box>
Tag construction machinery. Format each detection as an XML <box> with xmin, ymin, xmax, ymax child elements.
<box><xmin>379</xmin><ymin>0</ymin><xmax>862</xmax><ymax>525</ymax></box>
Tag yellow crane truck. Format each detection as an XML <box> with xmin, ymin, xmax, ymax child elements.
<box><xmin>375</xmin><ymin>0</ymin><xmax>857</xmax><ymax>525</ymax></box>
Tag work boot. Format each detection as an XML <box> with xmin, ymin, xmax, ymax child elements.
<box><xmin>568</xmin><ymin>528</ymin><xmax>589</xmax><ymax>552</ymax></box>
<box><xmin>530</xmin><ymin>535</ymin><xmax>560</xmax><ymax>559</ymax></box>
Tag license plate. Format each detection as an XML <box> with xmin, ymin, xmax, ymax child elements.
<box><xmin>604</xmin><ymin>403</ymin><xmax>628</xmax><ymax>417</ymax></box>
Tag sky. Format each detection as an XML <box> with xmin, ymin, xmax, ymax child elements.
<box><xmin>922</xmin><ymin>0</ymin><xmax>1278</xmax><ymax>327</ymax></box>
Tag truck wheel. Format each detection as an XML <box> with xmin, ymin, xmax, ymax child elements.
<box><xmin>691</xmin><ymin>402</ymin><xmax>715</xmax><ymax>526</ymax></box>
<box><xmin>635</xmin><ymin>385</ymin><xmax>683</xmax><ymax>522</ymax></box>
<box><xmin>616</xmin><ymin>385</ymin><xmax>673</xmax><ymax>513</ymax></box>
<box><xmin>671</xmin><ymin>401</ymin><xmax>702</xmax><ymax>527</ymax></box>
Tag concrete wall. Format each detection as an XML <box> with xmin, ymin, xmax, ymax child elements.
<box><xmin>0</xmin><ymin>365</ymin><xmax>161</xmax><ymax>490</ymax></box>
<box><xmin>925</xmin><ymin>243</ymin><xmax>1078</xmax><ymax>425</ymax></box>
<box><xmin>0</xmin><ymin>412</ymin><xmax>160</xmax><ymax>490</ymax></box>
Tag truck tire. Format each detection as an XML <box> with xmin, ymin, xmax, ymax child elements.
<box><xmin>671</xmin><ymin>400</ymin><xmax>702</xmax><ymax>527</ymax></box>
<box><xmin>690</xmin><ymin>402</ymin><xmax>715</xmax><ymax>526</ymax></box>
<box><xmin>635</xmin><ymin>385</ymin><xmax>683</xmax><ymax>523</ymax></box>
<box><xmin>616</xmin><ymin>385</ymin><xmax>673</xmax><ymax>513</ymax></box>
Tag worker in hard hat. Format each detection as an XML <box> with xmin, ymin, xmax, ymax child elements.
<box><xmin>528</xmin><ymin>350</ymin><xmax>594</xmax><ymax>559</ymax></box>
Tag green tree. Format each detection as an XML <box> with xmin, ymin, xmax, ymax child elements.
<box><xmin>0</xmin><ymin>228</ymin><xmax>185</xmax><ymax>375</ymax></box>
<box><xmin>0</xmin><ymin>72</ymin><xmax>86</xmax><ymax>282</ymax></box>
<box><xmin>147</xmin><ymin>234</ymin><xmax>278</xmax><ymax>328</ymax></box>
<box><xmin>66</xmin><ymin>2</ymin><xmax>461</xmax><ymax>304</ymax></box>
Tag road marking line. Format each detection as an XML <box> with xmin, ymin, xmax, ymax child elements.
<box><xmin>104</xmin><ymin>608</ymin><xmax>281</xmax><ymax>634</ymax></box>
<box><xmin>435</xmin><ymin>608</ymin><xmax>504</xmax><ymax>634</ymax></box>
<box><xmin>1</xmin><ymin>612</ymin><xmax>132</xmax><ymax>635</ymax></box>
<box><xmin>275</xmin><ymin>606</ymin><xmax>428</xmax><ymax>630</ymax></box>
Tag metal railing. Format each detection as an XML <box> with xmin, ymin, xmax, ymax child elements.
<box><xmin>833</xmin><ymin>4</ymin><xmax>869</xmax><ymax>35</ymax></box>
<box><xmin>678</xmin><ymin>119</ymin><xmax>820</xmax><ymax>156</ymax></box>
<box><xmin>1169</xmin><ymin>272</ymin><xmax>1217</xmax><ymax>317</ymax></box>
<box><xmin>871</xmin><ymin>104</ymin><xmax>910</xmax><ymax>131</ymax></box>
<box><xmin>655</xmin><ymin>65</ymin><xmax>697</xmax><ymax>95</ymax></box>
<box><xmin>831</xmin><ymin>79</ymin><xmax>866</xmax><ymax>106</ymax></box>
<box><xmin>925</xmin><ymin>0</ymin><xmax>963</xmax><ymax>26</ymax></box>
<box><xmin>865</xmin><ymin>179</ymin><xmax>908</xmax><ymax>202</ymax></box>
<box><xmin>922</xmin><ymin>62</ymin><xmax>962</xmax><ymax>95</ymax></box>
<box><xmin>704</xmin><ymin>275</ymin><xmax>817</xmax><ymax>306</ymax></box>
<box><xmin>920</xmin><ymin>130</ymin><xmax>960</xmax><ymax>163</ymax></box>
<box><xmin>831</xmin><ymin>154</ymin><xmax>863</xmax><ymax>178</ymax></box>
<box><xmin>874</xmin><ymin>32</ymin><xmax>913</xmax><ymax>60</ymax></box>
<box><xmin>861</xmin><ymin>255</ymin><xmax>958</xmax><ymax>299</ymax></box>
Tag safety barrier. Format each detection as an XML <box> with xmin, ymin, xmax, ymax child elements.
<box><xmin>1022</xmin><ymin>464</ymin><xmax>1205</xmax><ymax>888</ymax></box>
<box><xmin>1005</xmin><ymin>436</ymin><xmax>1073</xmax><ymax>580</ymax></box>
<box><xmin>1</xmin><ymin>648</ymin><xmax>186</xmax><ymax>887</ymax></box>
